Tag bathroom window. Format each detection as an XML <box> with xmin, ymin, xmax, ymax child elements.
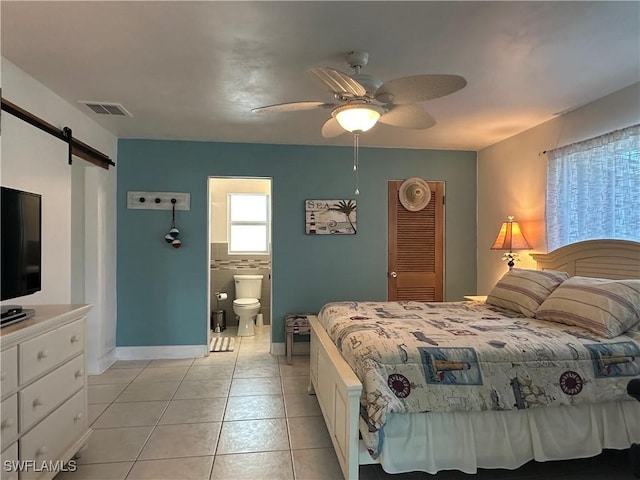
<box><xmin>228</xmin><ymin>193</ymin><xmax>270</xmax><ymax>254</ymax></box>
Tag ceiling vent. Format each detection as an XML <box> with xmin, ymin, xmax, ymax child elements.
<box><xmin>79</xmin><ymin>101</ymin><xmax>131</xmax><ymax>117</ymax></box>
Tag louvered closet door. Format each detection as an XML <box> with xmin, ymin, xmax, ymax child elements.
<box><xmin>388</xmin><ymin>180</ymin><xmax>444</xmax><ymax>301</ymax></box>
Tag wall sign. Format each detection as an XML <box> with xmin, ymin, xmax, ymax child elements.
<box><xmin>305</xmin><ymin>199</ymin><xmax>357</xmax><ymax>235</ymax></box>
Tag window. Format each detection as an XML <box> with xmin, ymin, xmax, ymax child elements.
<box><xmin>545</xmin><ymin>124</ymin><xmax>640</xmax><ymax>251</ymax></box>
<box><xmin>228</xmin><ymin>193</ymin><xmax>270</xmax><ymax>254</ymax></box>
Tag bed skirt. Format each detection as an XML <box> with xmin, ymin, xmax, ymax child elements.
<box><xmin>375</xmin><ymin>400</ymin><xmax>640</xmax><ymax>474</ymax></box>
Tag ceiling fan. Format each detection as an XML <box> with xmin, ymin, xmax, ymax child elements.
<box><xmin>252</xmin><ymin>50</ymin><xmax>467</xmax><ymax>137</ymax></box>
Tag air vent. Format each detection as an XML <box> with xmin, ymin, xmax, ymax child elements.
<box><xmin>79</xmin><ymin>101</ymin><xmax>131</xmax><ymax>117</ymax></box>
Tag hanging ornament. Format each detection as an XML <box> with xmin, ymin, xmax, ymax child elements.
<box><xmin>164</xmin><ymin>199</ymin><xmax>182</xmax><ymax>248</ymax></box>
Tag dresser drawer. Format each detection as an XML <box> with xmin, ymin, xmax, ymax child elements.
<box><xmin>20</xmin><ymin>355</ymin><xmax>84</xmax><ymax>432</ymax></box>
<box><xmin>1</xmin><ymin>442</ymin><xmax>19</xmax><ymax>480</ymax></box>
<box><xmin>20</xmin><ymin>389</ymin><xmax>86</xmax><ymax>477</ymax></box>
<box><xmin>20</xmin><ymin>320</ymin><xmax>84</xmax><ymax>384</ymax></box>
<box><xmin>1</xmin><ymin>347</ymin><xmax>18</xmax><ymax>397</ymax></box>
<box><xmin>1</xmin><ymin>395</ymin><xmax>18</xmax><ymax>450</ymax></box>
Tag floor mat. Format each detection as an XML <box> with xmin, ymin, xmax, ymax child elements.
<box><xmin>210</xmin><ymin>336</ymin><xmax>236</xmax><ymax>352</ymax></box>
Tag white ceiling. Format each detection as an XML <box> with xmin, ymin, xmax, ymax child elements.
<box><xmin>2</xmin><ymin>1</ymin><xmax>639</xmax><ymax>151</ymax></box>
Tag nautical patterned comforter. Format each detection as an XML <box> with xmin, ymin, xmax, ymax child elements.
<box><xmin>318</xmin><ymin>300</ymin><xmax>640</xmax><ymax>457</ymax></box>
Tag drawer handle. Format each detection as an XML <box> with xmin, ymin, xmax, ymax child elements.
<box><xmin>74</xmin><ymin>412</ymin><xmax>83</xmax><ymax>422</ymax></box>
<box><xmin>33</xmin><ymin>398</ymin><xmax>43</xmax><ymax>408</ymax></box>
<box><xmin>35</xmin><ymin>446</ymin><xmax>48</xmax><ymax>456</ymax></box>
<box><xmin>37</xmin><ymin>350</ymin><xmax>49</xmax><ymax>360</ymax></box>
<box><xmin>1</xmin><ymin>418</ymin><xmax>14</xmax><ymax>429</ymax></box>
<box><xmin>75</xmin><ymin>369</ymin><xmax>84</xmax><ymax>379</ymax></box>
<box><xmin>70</xmin><ymin>334</ymin><xmax>80</xmax><ymax>343</ymax></box>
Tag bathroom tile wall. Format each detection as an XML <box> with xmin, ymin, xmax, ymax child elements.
<box><xmin>210</xmin><ymin>243</ymin><xmax>271</xmax><ymax>328</ymax></box>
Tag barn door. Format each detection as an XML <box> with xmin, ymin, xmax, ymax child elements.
<box><xmin>388</xmin><ymin>180</ymin><xmax>445</xmax><ymax>301</ymax></box>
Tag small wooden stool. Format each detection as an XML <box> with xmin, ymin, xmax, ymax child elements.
<box><xmin>285</xmin><ymin>314</ymin><xmax>312</xmax><ymax>364</ymax></box>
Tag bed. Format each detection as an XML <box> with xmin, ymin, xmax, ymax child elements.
<box><xmin>308</xmin><ymin>239</ymin><xmax>640</xmax><ymax>479</ymax></box>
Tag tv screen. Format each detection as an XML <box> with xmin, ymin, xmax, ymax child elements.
<box><xmin>1</xmin><ymin>187</ymin><xmax>42</xmax><ymax>301</ymax></box>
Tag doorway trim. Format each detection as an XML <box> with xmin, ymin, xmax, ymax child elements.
<box><xmin>207</xmin><ymin>176</ymin><xmax>273</xmax><ymax>354</ymax></box>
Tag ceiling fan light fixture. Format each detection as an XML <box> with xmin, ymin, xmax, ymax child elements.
<box><xmin>333</xmin><ymin>104</ymin><xmax>383</xmax><ymax>133</ymax></box>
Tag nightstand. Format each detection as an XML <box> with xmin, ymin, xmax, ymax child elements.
<box><xmin>464</xmin><ymin>295</ymin><xmax>487</xmax><ymax>302</ymax></box>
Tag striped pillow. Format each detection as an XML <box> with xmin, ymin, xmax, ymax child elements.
<box><xmin>535</xmin><ymin>276</ymin><xmax>640</xmax><ymax>338</ymax></box>
<box><xmin>486</xmin><ymin>268</ymin><xmax>570</xmax><ymax>317</ymax></box>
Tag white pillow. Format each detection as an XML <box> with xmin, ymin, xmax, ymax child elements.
<box><xmin>486</xmin><ymin>268</ymin><xmax>570</xmax><ymax>317</ymax></box>
<box><xmin>535</xmin><ymin>276</ymin><xmax>640</xmax><ymax>338</ymax></box>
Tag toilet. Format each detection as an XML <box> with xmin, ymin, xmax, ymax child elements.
<box><xmin>233</xmin><ymin>274</ymin><xmax>263</xmax><ymax>337</ymax></box>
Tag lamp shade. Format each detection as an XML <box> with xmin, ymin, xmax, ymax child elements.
<box><xmin>491</xmin><ymin>216</ymin><xmax>532</xmax><ymax>251</ymax></box>
<box><xmin>334</xmin><ymin>104</ymin><xmax>383</xmax><ymax>133</ymax></box>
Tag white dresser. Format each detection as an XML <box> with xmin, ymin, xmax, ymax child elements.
<box><xmin>1</xmin><ymin>305</ymin><xmax>92</xmax><ymax>480</ymax></box>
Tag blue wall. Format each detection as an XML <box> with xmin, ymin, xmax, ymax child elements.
<box><xmin>116</xmin><ymin>140</ymin><xmax>477</xmax><ymax>346</ymax></box>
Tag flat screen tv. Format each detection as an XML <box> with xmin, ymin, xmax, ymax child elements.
<box><xmin>1</xmin><ymin>186</ymin><xmax>42</xmax><ymax>302</ymax></box>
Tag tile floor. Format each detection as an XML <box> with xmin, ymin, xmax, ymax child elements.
<box><xmin>55</xmin><ymin>326</ymin><xmax>634</xmax><ymax>480</ymax></box>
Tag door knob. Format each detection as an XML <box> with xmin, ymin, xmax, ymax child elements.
<box><xmin>389</xmin><ymin>271</ymin><xmax>398</xmax><ymax>278</ymax></box>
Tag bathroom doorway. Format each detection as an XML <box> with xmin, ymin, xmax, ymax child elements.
<box><xmin>207</xmin><ymin>177</ymin><xmax>272</xmax><ymax>351</ymax></box>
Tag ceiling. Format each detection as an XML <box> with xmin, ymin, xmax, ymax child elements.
<box><xmin>2</xmin><ymin>1</ymin><xmax>639</xmax><ymax>151</ymax></box>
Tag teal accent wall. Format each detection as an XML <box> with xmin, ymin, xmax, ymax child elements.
<box><xmin>117</xmin><ymin>140</ymin><xmax>476</xmax><ymax>347</ymax></box>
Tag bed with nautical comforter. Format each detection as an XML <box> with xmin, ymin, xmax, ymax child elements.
<box><xmin>318</xmin><ymin>297</ymin><xmax>640</xmax><ymax>459</ymax></box>
<box><xmin>310</xmin><ymin>256</ymin><xmax>640</xmax><ymax>478</ymax></box>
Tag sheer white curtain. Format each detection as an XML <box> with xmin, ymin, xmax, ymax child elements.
<box><xmin>546</xmin><ymin>124</ymin><xmax>640</xmax><ymax>251</ymax></box>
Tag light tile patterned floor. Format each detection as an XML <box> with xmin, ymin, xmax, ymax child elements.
<box><xmin>56</xmin><ymin>326</ymin><xmax>633</xmax><ymax>480</ymax></box>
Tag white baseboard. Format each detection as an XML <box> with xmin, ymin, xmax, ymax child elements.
<box><xmin>272</xmin><ymin>342</ymin><xmax>285</xmax><ymax>356</ymax></box>
<box><xmin>116</xmin><ymin>345</ymin><xmax>208</xmax><ymax>360</ymax></box>
<box><xmin>271</xmin><ymin>341</ymin><xmax>310</xmax><ymax>356</ymax></box>
<box><xmin>88</xmin><ymin>347</ymin><xmax>117</xmax><ymax>375</ymax></box>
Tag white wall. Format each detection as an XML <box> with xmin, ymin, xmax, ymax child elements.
<box><xmin>477</xmin><ymin>83</ymin><xmax>640</xmax><ymax>294</ymax></box>
<box><xmin>1</xmin><ymin>58</ymin><xmax>118</xmax><ymax>374</ymax></box>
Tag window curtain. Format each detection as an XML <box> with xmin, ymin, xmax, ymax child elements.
<box><xmin>546</xmin><ymin>124</ymin><xmax>640</xmax><ymax>251</ymax></box>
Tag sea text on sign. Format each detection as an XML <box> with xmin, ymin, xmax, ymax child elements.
<box><xmin>305</xmin><ymin>200</ymin><xmax>332</xmax><ymax>210</ymax></box>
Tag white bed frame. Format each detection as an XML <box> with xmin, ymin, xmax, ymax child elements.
<box><xmin>308</xmin><ymin>239</ymin><xmax>640</xmax><ymax>479</ymax></box>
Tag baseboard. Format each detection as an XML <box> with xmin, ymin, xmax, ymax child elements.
<box><xmin>88</xmin><ymin>347</ymin><xmax>117</xmax><ymax>375</ymax></box>
<box><xmin>271</xmin><ymin>341</ymin><xmax>310</xmax><ymax>356</ymax></box>
<box><xmin>116</xmin><ymin>344</ymin><xmax>208</xmax><ymax>360</ymax></box>
<box><xmin>272</xmin><ymin>342</ymin><xmax>285</xmax><ymax>356</ymax></box>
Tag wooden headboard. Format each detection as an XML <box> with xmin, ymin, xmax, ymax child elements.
<box><xmin>531</xmin><ymin>239</ymin><xmax>640</xmax><ymax>280</ymax></box>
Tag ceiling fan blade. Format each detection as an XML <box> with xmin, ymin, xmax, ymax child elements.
<box><xmin>252</xmin><ymin>101</ymin><xmax>334</xmax><ymax>113</ymax></box>
<box><xmin>321</xmin><ymin>117</ymin><xmax>345</xmax><ymax>138</ymax></box>
<box><xmin>375</xmin><ymin>75</ymin><xmax>467</xmax><ymax>104</ymax></box>
<box><xmin>378</xmin><ymin>104</ymin><xmax>436</xmax><ymax>129</ymax></box>
<box><xmin>309</xmin><ymin>67</ymin><xmax>367</xmax><ymax>97</ymax></box>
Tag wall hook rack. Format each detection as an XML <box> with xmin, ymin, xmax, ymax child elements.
<box><xmin>127</xmin><ymin>191</ymin><xmax>190</xmax><ymax>210</ymax></box>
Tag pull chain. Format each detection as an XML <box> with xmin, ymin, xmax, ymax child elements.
<box><xmin>353</xmin><ymin>133</ymin><xmax>360</xmax><ymax>195</ymax></box>
<box><xmin>171</xmin><ymin>202</ymin><xmax>176</xmax><ymax>229</ymax></box>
